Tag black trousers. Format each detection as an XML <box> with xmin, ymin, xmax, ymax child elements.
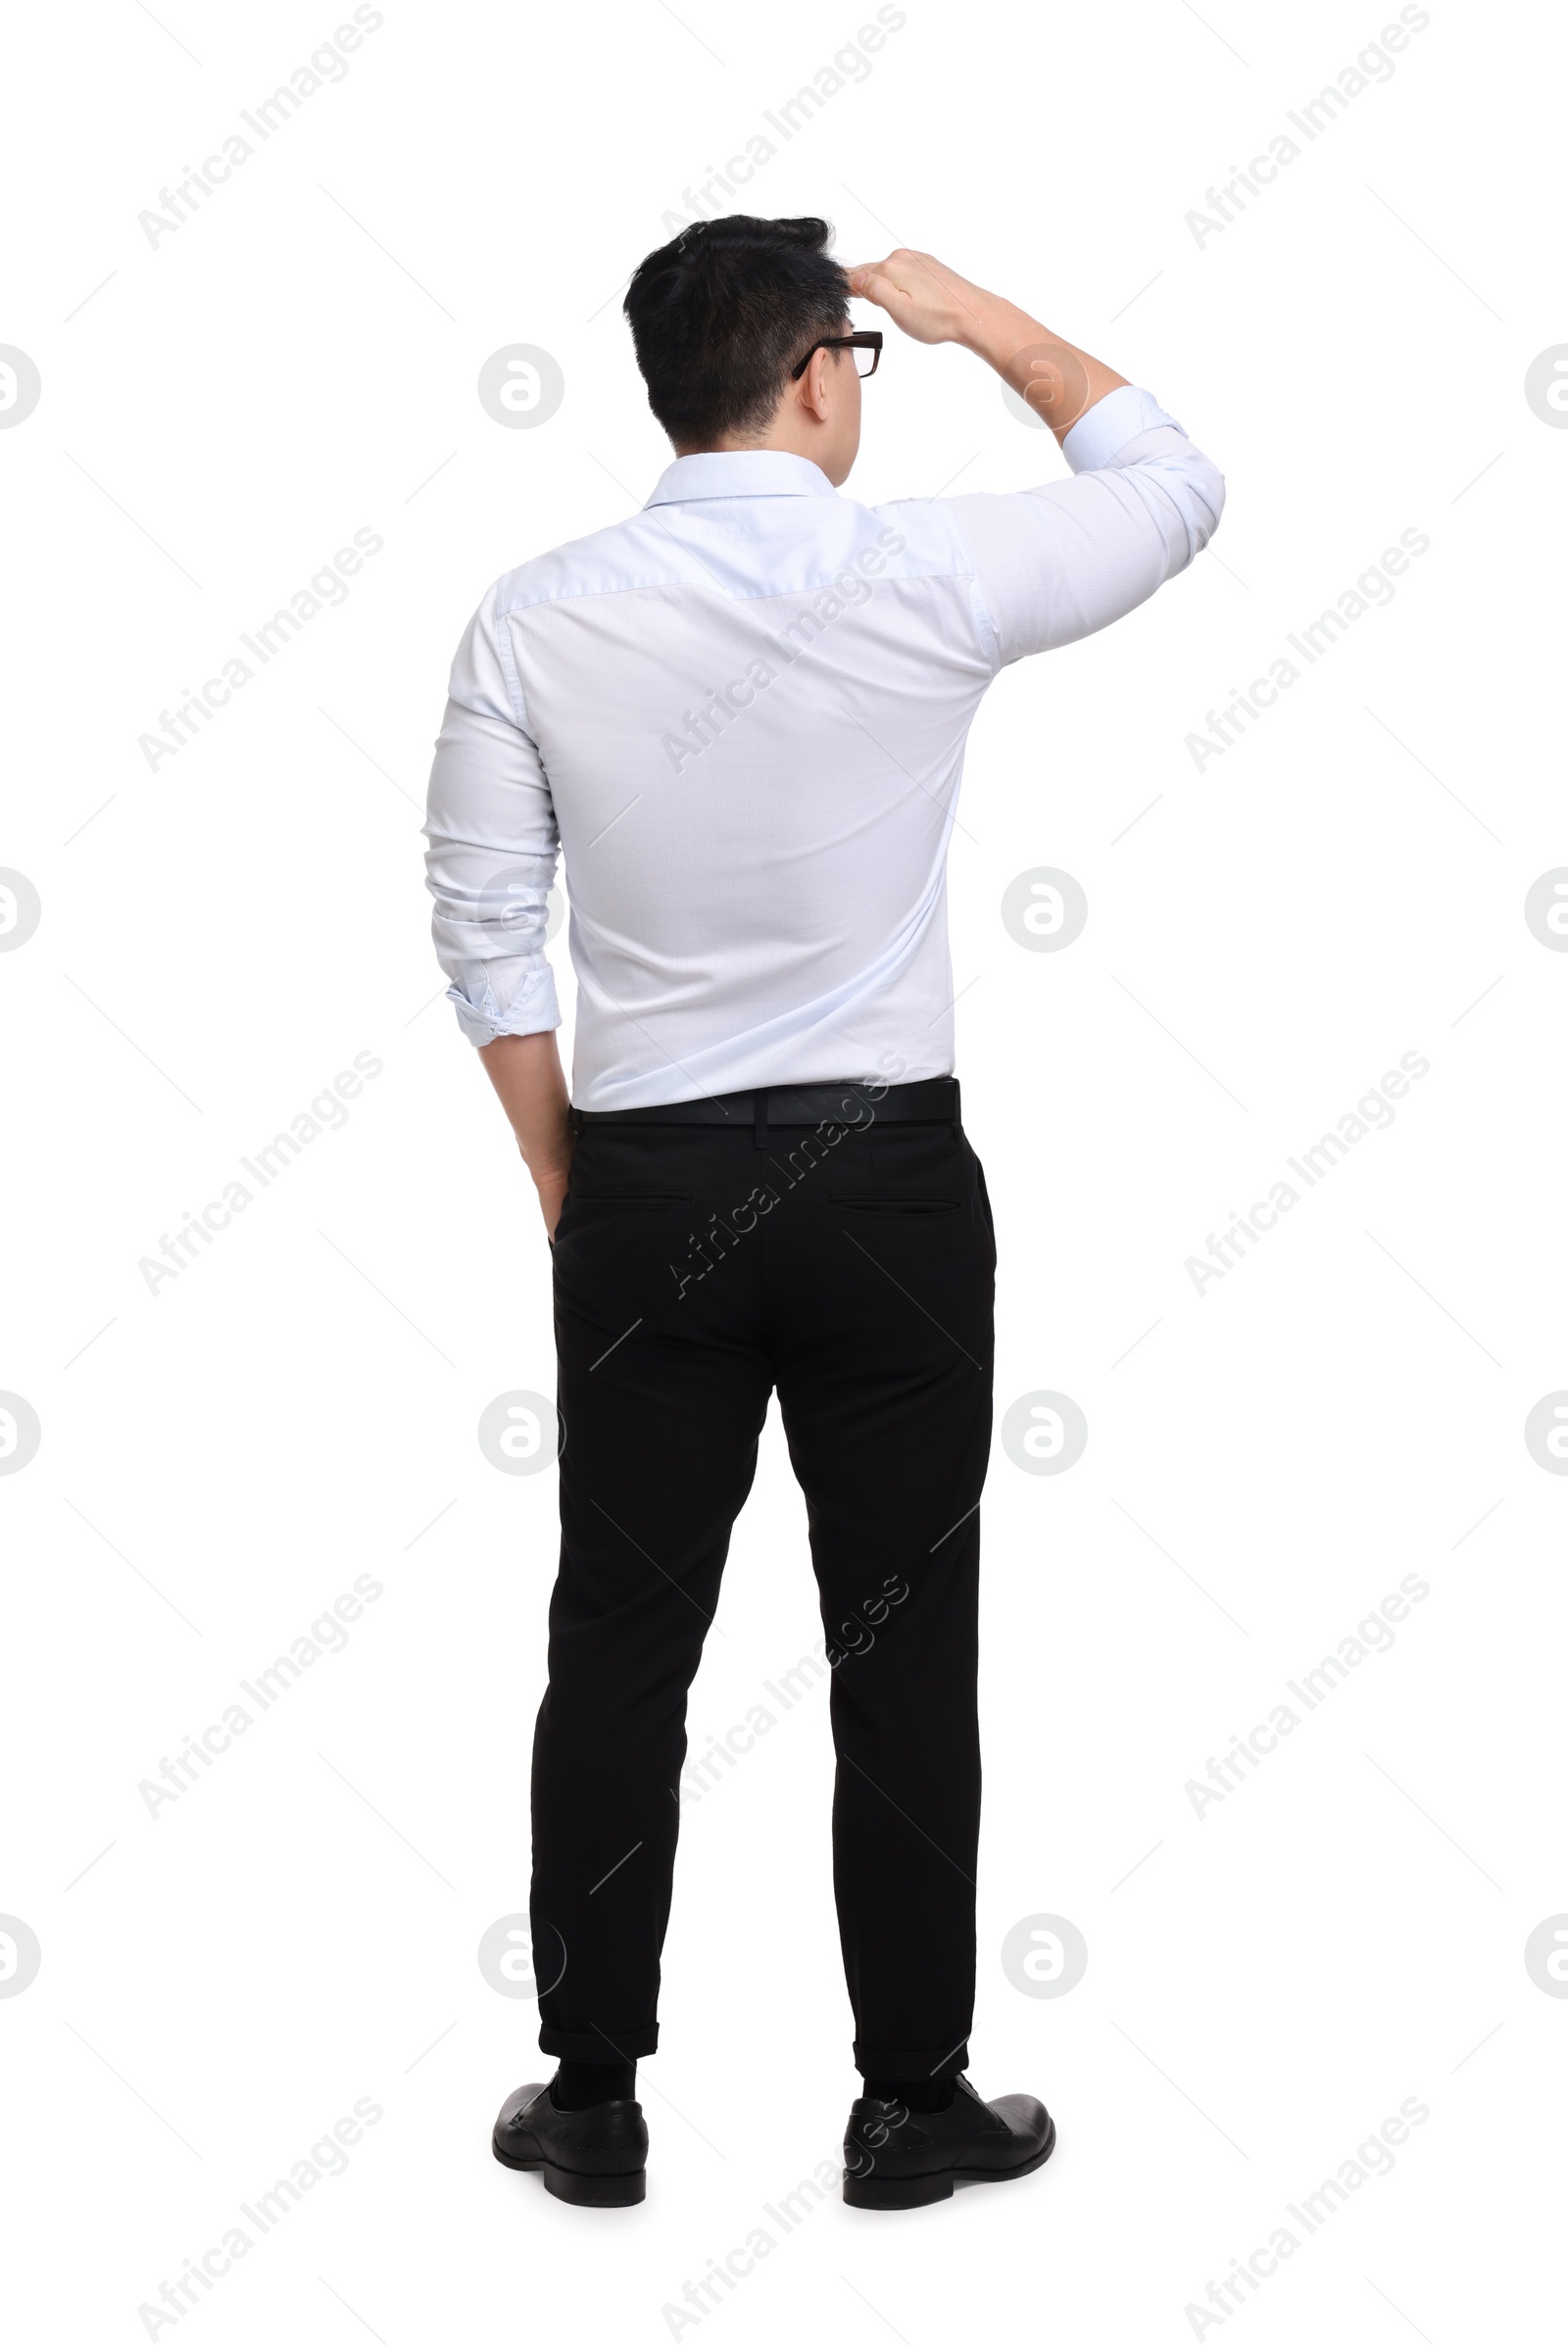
<box><xmin>530</xmin><ymin>1089</ymin><xmax>996</xmax><ymax>2078</ymax></box>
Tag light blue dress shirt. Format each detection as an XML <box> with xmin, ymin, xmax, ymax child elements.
<box><xmin>424</xmin><ymin>384</ymin><xmax>1224</xmax><ymax>1108</ymax></box>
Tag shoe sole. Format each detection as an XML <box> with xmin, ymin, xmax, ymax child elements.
<box><xmin>493</xmin><ymin>2141</ymin><xmax>647</xmax><ymax>2207</ymax></box>
<box><xmin>842</xmin><ymin>2114</ymin><xmax>1055</xmax><ymax>2209</ymax></box>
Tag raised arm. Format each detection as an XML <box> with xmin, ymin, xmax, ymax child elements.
<box><xmin>849</xmin><ymin>248</ymin><xmax>1224</xmax><ymax>663</ymax></box>
<box><xmin>846</xmin><ymin>248</ymin><xmax>1128</xmax><ymax>439</ymax></box>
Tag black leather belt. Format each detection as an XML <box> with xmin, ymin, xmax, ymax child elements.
<box><xmin>570</xmin><ymin>1076</ymin><xmax>959</xmax><ymax>1144</ymax></box>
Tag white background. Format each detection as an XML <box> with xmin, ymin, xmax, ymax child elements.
<box><xmin>4</xmin><ymin>0</ymin><xmax>1565</xmax><ymax>2337</ymax></box>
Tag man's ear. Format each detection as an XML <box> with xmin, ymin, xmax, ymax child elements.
<box><xmin>797</xmin><ymin>346</ymin><xmax>834</xmax><ymax>423</ymax></box>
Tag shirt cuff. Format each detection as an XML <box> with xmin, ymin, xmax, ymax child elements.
<box><xmin>448</xmin><ymin>965</ymin><xmax>562</xmax><ymax>1048</ymax></box>
<box><xmin>1062</xmin><ymin>384</ymin><xmax>1186</xmax><ymax>473</ymax></box>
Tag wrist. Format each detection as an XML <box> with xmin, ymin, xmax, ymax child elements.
<box><xmin>523</xmin><ymin>1148</ymin><xmax>571</xmax><ymax>1192</ymax></box>
<box><xmin>965</xmin><ymin>299</ymin><xmax>1049</xmax><ymax>369</ymax></box>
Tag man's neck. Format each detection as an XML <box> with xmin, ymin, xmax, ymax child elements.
<box><xmin>671</xmin><ymin>434</ymin><xmax>846</xmax><ymax>486</ymax></box>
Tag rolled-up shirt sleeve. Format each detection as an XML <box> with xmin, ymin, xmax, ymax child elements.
<box><xmin>423</xmin><ymin>584</ymin><xmax>563</xmax><ymax>1047</ymax></box>
<box><xmin>943</xmin><ymin>384</ymin><xmax>1226</xmax><ymax>665</ymax></box>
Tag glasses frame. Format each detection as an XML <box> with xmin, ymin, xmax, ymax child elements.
<box><xmin>789</xmin><ymin>330</ymin><xmax>883</xmax><ymax>382</ymax></box>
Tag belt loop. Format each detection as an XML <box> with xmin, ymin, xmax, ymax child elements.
<box><xmin>952</xmin><ymin>1079</ymin><xmax>960</xmax><ymax>1133</ymax></box>
<box><xmin>754</xmin><ymin>1089</ymin><xmax>769</xmax><ymax>1149</ymax></box>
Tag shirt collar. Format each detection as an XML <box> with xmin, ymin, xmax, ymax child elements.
<box><xmin>644</xmin><ymin>450</ymin><xmax>840</xmax><ymax>508</ymax></box>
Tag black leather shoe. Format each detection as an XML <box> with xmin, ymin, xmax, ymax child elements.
<box><xmin>843</xmin><ymin>2075</ymin><xmax>1054</xmax><ymax>2208</ymax></box>
<box><xmin>492</xmin><ymin>2079</ymin><xmax>649</xmax><ymax>2207</ymax></box>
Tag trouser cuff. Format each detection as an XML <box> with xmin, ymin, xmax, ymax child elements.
<box><xmin>854</xmin><ymin>2035</ymin><xmax>969</xmax><ymax>2078</ymax></box>
<box><xmin>540</xmin><ymin>2022</ymin><xmax>660</xmax><ymax>2061</ymax></box>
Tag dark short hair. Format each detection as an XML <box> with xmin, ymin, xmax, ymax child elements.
<box><xmin>623</xmin><ymin>215</ymin><xmax>851</xmax><ymax>448</ymax></box>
